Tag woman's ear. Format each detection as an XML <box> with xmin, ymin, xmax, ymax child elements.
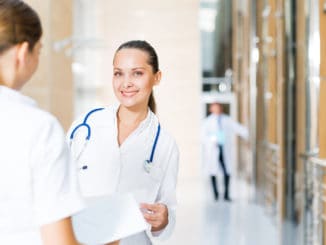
<box><xmin>16</xmin><ymin>42</ymin><xmax>30</xmax><ymax>67</ymax></box>
<box><xmin>154</xmin><ymin>70</ymin><xmax>162</xmax><ymax>85</ymax></box>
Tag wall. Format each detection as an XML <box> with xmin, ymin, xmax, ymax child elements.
<box><xmin>23</xmin><ymin>0</ymin><xmax>74</xmax><ymax>130</ymax></box>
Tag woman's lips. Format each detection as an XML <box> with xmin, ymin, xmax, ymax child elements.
<box><xmin>121</xmin><ymin>90</ymin><xmax>138</xmax><ymax>97</ymax></box>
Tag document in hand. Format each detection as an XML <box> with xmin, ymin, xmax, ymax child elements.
<box><xmin>72</xmin><ymin>193</ymin><xmax>148</xmax><ymax>244</ymax></box>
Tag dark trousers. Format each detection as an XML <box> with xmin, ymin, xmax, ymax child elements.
<box><xmin>210</xmin><ymin>145</ymin><xmax>230</xmax><ymax>200</ymax></box>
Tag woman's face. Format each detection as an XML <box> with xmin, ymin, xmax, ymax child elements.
<box><xmin>113</xmin><ymin>48</ymin><xmax>160</xmax><ymax>110</ymax></box>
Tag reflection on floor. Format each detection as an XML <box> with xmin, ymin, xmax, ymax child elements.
<box><xmin>156</xmin><ymin>176</ymin><xmax>279</xmax><ymax>245</ymax></box>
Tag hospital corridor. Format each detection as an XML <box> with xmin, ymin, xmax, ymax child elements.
<box><xmin>156</xmin><ymin>176</ymin><xmax>279</xmax><ymax>245</ymax></box>
<box><xmin>3</xmin><ymin>0</ymin><xmax>326</xmax><ymax>245</ymax></box>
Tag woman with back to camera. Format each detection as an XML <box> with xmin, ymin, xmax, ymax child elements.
<box><xmin>0</xmin><ymin>1</ymin><xmax>86</xmax><ymax>244</ymax></box>
<box><xmin>68</xmin><ymin>40</ymin><xmax>179</xmax><ymax>245</ymax></box>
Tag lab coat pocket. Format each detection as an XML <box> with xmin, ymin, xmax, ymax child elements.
<box><xmin>137</xmin><ymin>165</ymin><xmax>164</xmax><ymax>204</ymax></box>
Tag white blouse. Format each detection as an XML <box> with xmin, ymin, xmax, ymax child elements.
<box><xmin>68</xmin><ymin>104</ymin><xmax>179</xmax><ymax>245</ymax></box>
<box><xmin>0</xmin><ymin>86</ymin><xmax>84</xmax><ymax>245</ymax></box>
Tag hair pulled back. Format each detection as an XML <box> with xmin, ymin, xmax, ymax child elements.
<box><xmin>0</xmin><ymin>0</ymin><xmax>42</xmax><ymax>55</ymax></box>
<box><xmin>116</xmin><ymin>40</ymin><xmax>159</xmax><ymax>113</ymax></box>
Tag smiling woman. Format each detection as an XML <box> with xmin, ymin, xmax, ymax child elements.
<box><xmin>114</xmin><ymin>40</ymin><xmax>161</xmax><ymax>114</ymax></box>
<box><xmin>113</xmin><ymin>48</ymin><xmax>159</xmax><ymax>114</ymax></box>
<box><xmin>113</xmin><ymin>44</ymin><xmax>161</xmax><ymax>145</ymax></box>
<box><xmin>68</xmin><ymin>40</ymin><xmax>179</xmax><ymax>245</ymax></box>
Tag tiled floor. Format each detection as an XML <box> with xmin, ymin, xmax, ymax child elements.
<box><xmin>156</xmin><ymin>176</ymin><xmax>279</xmax><ymax>245</ymax></box>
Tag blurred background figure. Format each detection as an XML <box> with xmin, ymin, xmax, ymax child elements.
<box><xmin>202</xmin><ymin>102</ymin><xmax>248</xmax><ymax>201</ymax></box>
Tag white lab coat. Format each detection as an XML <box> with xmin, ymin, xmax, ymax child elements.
<box><xmin>201</xmin><ymin>113</ymin><xmax>248</xmax><ymax>176</ymax></box>
<box><xmin>68</xmin><ymin>104</ymin><xmax>179</xmax><ymax>245</ymax></box>
<box><xmin>0</xmin><ymin>86</ymin><xmax>84</xmax><ymax>245</ymax></box>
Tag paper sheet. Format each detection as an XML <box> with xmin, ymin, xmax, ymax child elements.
<box><xmin>72</xmin><ymin>193</ymin><xmax>148</xmax><ymax>244</ymax></box>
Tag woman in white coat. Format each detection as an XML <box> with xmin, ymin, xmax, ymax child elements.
<box><xmin>68</xmin><ymin>40</ymin><xmax>179</xmax><ymax>245</ymax></box>
<box><xmin>202</xmin><ymin>103</ymin><xmax>248</xmax><ymax>201</ymax></box>
<box><xmin>0</xmin><ymin>1</ymin><xmax>84</xmax><ymax>244</ymax></box>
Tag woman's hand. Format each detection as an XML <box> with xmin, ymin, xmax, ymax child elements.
<box><xmin>40</xmin><ymin>217</ymin><xmax>80</xmax><ymax>245</ymax></box>
<box><xmin>105</xmin><ymin>241</ymin><xmax>119</xmax><ymax>245</ymax></box>
<box><xmin>140</xmin><ymin>203</ymin><xmax>168</xmax><ymax>232</ymax></box>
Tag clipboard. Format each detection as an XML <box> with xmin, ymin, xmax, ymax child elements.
<box><xmin>72</xmin><ymin>193</ymin><xmax>148</xmax><ymax>244</ymax></box>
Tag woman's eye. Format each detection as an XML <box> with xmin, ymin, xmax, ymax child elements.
<box><xmin>114</xmin><ymin>72</ymin><xmax>122</xmax><ymax>77</ymax></box>
<box><xmin>134</xmin><ymin>71</ymin><xmax>143</xmax><ymax>76</ymax></box>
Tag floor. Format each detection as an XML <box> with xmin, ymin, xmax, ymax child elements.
<box><xmin>156</xmin><ymin>175</ymin><xmax>279</xmax><ymax>245</ymax></box>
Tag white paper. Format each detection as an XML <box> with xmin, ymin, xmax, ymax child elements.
<box><xmin>72</xmin><ymin>193</ymin><xmax>148</xmax><ymax>244</ymax></box>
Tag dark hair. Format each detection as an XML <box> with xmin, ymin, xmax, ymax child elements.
<box><xmin>116</xmin><ymin>40</ymin><xmax>159</xmax><ymax>113</ymax></box>
<box><xmin>0</xmin><ymin>0</ymin><xmax>42</xmax><ymax>55</ymax></box>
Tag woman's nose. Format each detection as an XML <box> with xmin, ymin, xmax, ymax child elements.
<box><xmin>122</xmin><ymin>76</ymin><xmax>133</xmax><ymax>88</ymax></box>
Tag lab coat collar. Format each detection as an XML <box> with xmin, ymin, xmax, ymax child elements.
<box><xmin>0</xmin><ymin>85</ymin><xmax>37</xmax><ymax>107</ymax></box>
<box><xmin>208</xmin><ymin>113</ymin><xmax>218</xmax><ymax>120</ymax></box>
<box><xmin>112</xmin><ymin>103</ymin><xmax>156</xmax><ymax>135</ymax></box>
<box><xmin>209</xmin><ymin>113</ymin><xmax>224</xmax><ymax>120</ymax></box>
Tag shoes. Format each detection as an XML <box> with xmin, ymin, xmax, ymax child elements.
<box><xmin>211</xmin><ymin>176</ymin><xmax>219</xmax><ymax>201</ymax></box>
<box><xmin>214</xmin><ymin>193</ymin><xmax>219</xmax><ymax>201</ymax></box>
<box><xmin>224</xmin><ymin>196</ymin><xmax>232</xmax><ymax>202</ymax></box>
<box><xmin>224</xmin><ymin>175</ymin><xmax>231</xmax><ymax>202</ymax></box>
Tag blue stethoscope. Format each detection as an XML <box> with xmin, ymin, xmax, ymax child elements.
<box><xmin>69</xmin><ymin>107</ymin><xmax>161</xmax><ymax>173</ymax></box>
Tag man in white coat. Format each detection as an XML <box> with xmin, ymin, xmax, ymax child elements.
<box><xmin>202</xmin><ymin>103</ymin><xmax>248</xmax><ymax>201</ymax></box>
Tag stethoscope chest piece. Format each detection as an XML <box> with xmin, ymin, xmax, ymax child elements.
<box><xmin>144</xmin><ymin>160</ymin><xmax>153</xmax><ymax>173</ymax></box>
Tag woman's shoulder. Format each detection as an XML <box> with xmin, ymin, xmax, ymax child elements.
<box><xmin>157</xmin><ymin>124</ymin><xmax>179</xmax><ymax>153</ymax></box>
<box><xmin>22</xmin><ymin>107</ymin><xmax>65</xmax><ymax>140</ymax></box>
<box><xmin>17</xmin><ymin>102</ymin><xmax>62</xmax><ymax>132</ymax></box>
<box><xmin>156</xmin><ymin>126</ymin><xmax>179</xmax><ymax>170</ymax></box>
<box><xmin>148</xmin><ymin>111</ymin><xmax>177</xmax><ymax>144</ymax></box>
